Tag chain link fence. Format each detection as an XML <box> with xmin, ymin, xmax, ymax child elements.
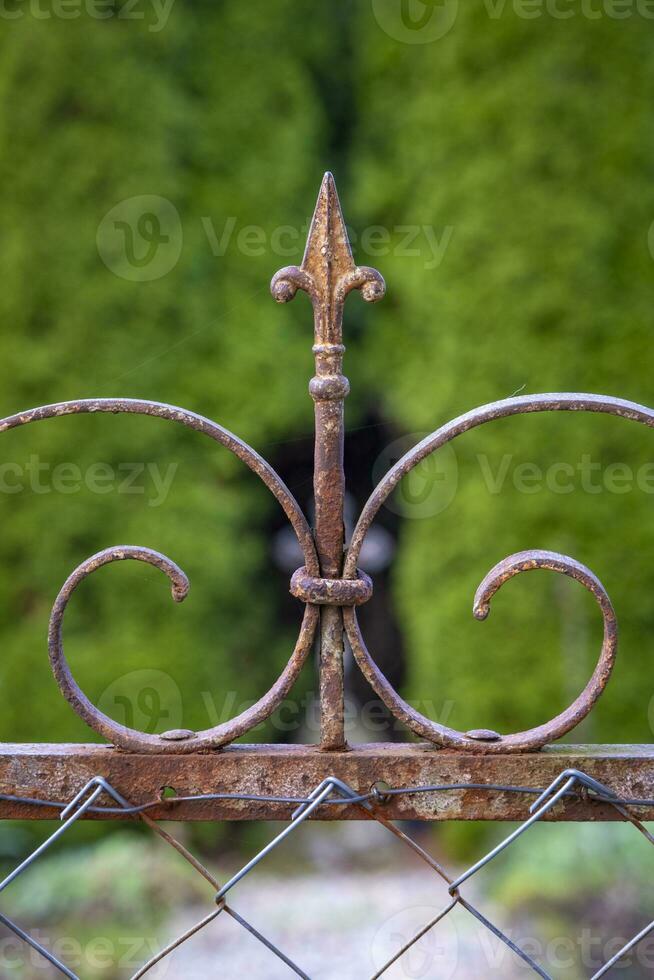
<box><xmin>0</xmin><ymin>766</ymin><xmax>651</xmax><ymax>978</ymax></box>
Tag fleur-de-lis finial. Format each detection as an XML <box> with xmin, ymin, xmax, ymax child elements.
<box><xmin>271</xmin><ymin>172</ymin><xmax>385</xmax><ymax>344</ymax></box>
<box><xmin>272</xmin><ymin>173</ymin><xmax>385</xmax><ymax>750</ymax></box>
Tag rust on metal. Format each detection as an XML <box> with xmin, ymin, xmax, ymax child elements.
<box><xmin>0</xmin><ymin>174</ymin><xmax>651</xmax><ymax>804</ymax></box>
<box><xmin>0</xmin><ymin>399</ymin><xmax>320</xmax><ymax>754</ymax></box>
<box><xmin>0</xmin><ymin>743</ymin><xmax>653</xmax><ymax>822</ymax></box>
<box><xmin>272</xmin><ymin>172</ymin><xmax>384</xmax><ymax>749</ymax></box>
<box><xmin>48</xmin><ymin>545</ymin><xmax>319</xmax><ymax>753</ymax></box>
<box><xmin>344</xmin><ymin>547</ymin><xmax>617</xmax><ymax>754</ymax></box>
<box><xmin>289</xmin><ymin>565</ymin><xmax>373</xmax><ymax>606</ymax></box>
<box><xmin>343</xmin><ymin>392</ymin><xmax>654</xmax><ymax>753</ymax></box>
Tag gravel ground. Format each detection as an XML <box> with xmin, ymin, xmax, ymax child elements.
<box><xmin>153</xmin><ymin>866</ymin><xmax>530</xmax><ymax>979</ymax></box>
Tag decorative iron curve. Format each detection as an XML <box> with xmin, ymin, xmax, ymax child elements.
<box><xmin>1</xmin><ymin>175</ymin><xmax>649</xmax><ymax>753</ymax></box>
<box><xmin>1</xmin><ymin>399</ymin><xmax>319</xmax><ymax>753</ymax></box>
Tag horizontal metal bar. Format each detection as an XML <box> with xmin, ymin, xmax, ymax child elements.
<box><xmin>0</xmin><ymin>743</ymin><xmax>652</xmax><ymax>822</ymax></box>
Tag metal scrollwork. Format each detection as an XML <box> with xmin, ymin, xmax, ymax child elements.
<box><xmin>344</xmin><ymin>548</ymin><xmax>617</xmax><ymax>753</ymax></box>
<box><xmin>1</xmin><ymin>175</ymin><xmax>651</xmax><ymax>753</ymax></box>
<box><xmin>343</xmin><ymin>392</ymin><xmax>654</xmax><ymax>751</ymax></box>
<box><xmin>1</xmin><ymin>400</ymin><xmax>319</xmax><ymax>753</ymax></box>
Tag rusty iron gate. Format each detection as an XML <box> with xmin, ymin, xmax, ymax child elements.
<box><xmin>0</xmin><ymin>175</ymin><xmax>653</xmax><ymax>978</ymax></box>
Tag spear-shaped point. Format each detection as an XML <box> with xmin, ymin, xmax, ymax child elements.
<box><xmin>270</xmin><ymin>173</ymin><xmax>386</xmax><ymax>326</ymax></box>
<box><xmin>301</xmin><ymin>171</ymin><xmax>355</xmax><ymax>289</ymax></box>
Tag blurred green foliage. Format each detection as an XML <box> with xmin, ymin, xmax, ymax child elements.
<box><xmin>0</xmin><ymin>1</ymin><xmax>652</xmax><ymax>766</ymax></box>
<box><xmin>0</xmin><ymin>0</ymin><xmax>335</xmax><ymax>743</ymax></box>
<box><xmin>0</xmin><ymin>830</ymin><xmax>208</xmax><ymax>978</ymax></box>
<box><xmin>351</xmin><ymin>4</ymin><xmax>654</xmax><ymax>743</ymax></box>
<box><xmin>485</xmin><ymin>821</ymin><xmax>654</xmax><ymax>978</ymax></box>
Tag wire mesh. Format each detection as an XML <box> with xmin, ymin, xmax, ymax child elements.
<box><xmin>0</xmin><ymin>768</ymin><xmax>651</xmax><ymax>978</ymax></box>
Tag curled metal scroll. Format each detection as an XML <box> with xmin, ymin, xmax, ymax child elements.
<box><xmin>1</xmin><ymin>398</ymin><xmax>319</xmax><ymax>753</ymax></box>
<box><xmin>0</xmin><ymin>398</ymin><xmax>318</xmax><ymax>563</ymax></box>
<box><xmin>346</xmin><ymin>548</ymin><xmax>616</xmax><ymax>753</ymax></box>
<box><xmin>7</xmin><ymin>173</ymin><xmax>652</xmax><ymax>756</ymax></box>
<box><xmin>343</xmin><ymin>392</ymin><xmax>654</xmax><ymax>752</ymax></box>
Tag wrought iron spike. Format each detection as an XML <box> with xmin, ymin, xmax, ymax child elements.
<box><xmin>0</xmin><ymin>175</ymin><xmax>647</xmax><ymax>762</ymax></box>
<box><xmin>272</xmin><ymin>173</ymin><xmax>385</xmax><ymax>750</ymax></box>
<box><xmin>301</xmin><ymin>171</ymin><xmax>356</xmax><ymax>330</ymax></box>
<box><xmin>271</xmin><ymin>171</ymin><xmax>386</xmax><ymax>329</ymax></box>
